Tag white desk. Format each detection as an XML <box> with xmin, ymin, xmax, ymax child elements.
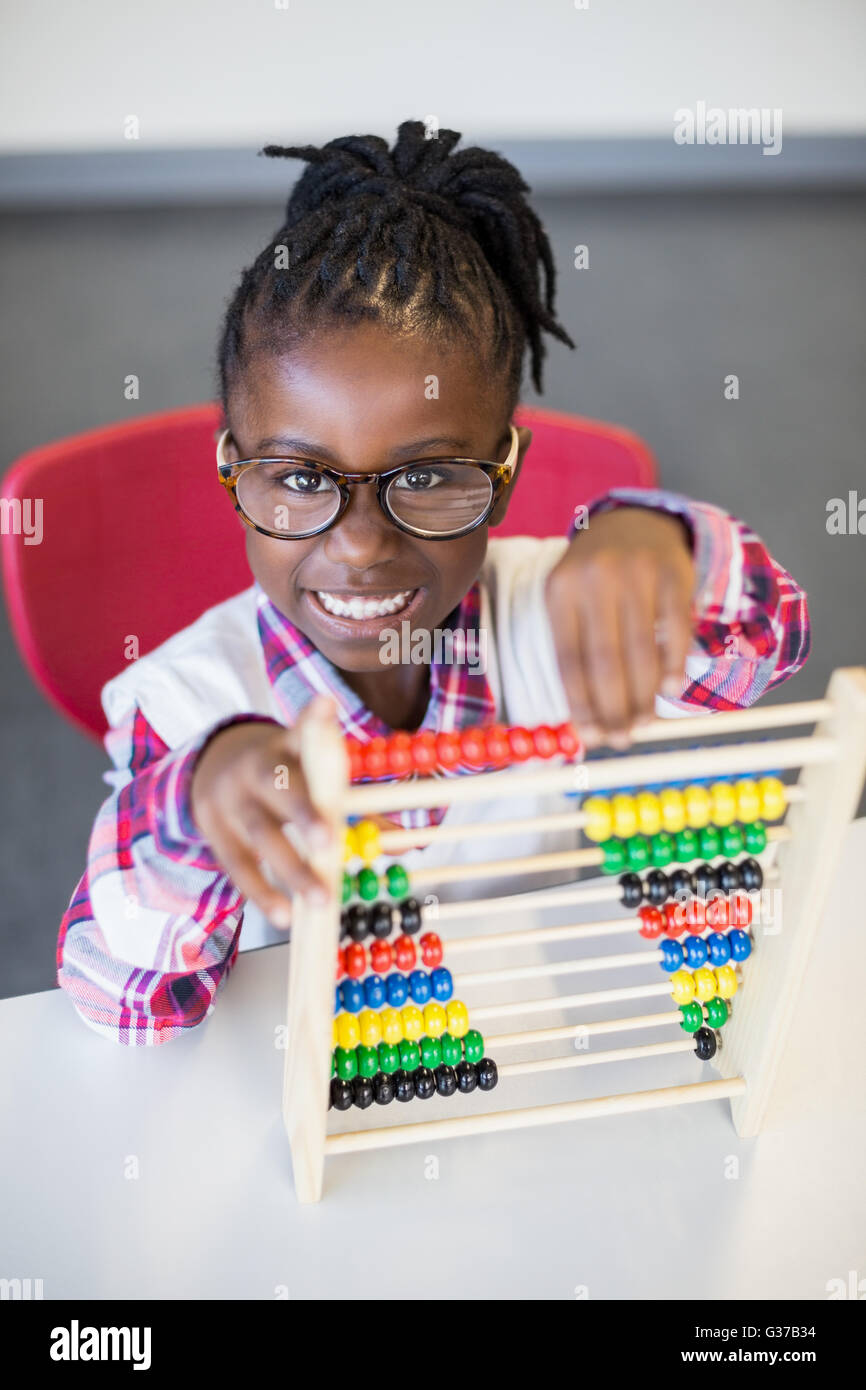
<box><xmin>2</xmin><ymin>822</ymin><xmax>865</xmax><ymax>1301</ymax></box>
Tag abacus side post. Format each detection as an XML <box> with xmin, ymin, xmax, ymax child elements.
<box><xmin>717</xmin><ymin>668</ymin><xmax>866</xmax><ymax>1137</ymax></box>
<box><xmin>282</xmin><ymin>712</ymin><xmax>347</xmax><ymax>1204</ymax></box>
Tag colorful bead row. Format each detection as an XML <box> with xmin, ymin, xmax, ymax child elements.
<box><xmin>332</xmin><ymin>1028</ymin><xmax>485</xmax><ymax>1081</ymax></box>
<box><xmin>618</xmin><ymin>856</ymin><xmax>764</xmax><ymax>908</ymax></box>
<box><xmin>338</xmin><ymin>931</ymin><xmax>443</xmax><ymax>981</ymax></box>
<box><xmin>336</xmin><ymin>968</ymin><xmax>454</xmax><ymax>1015</ymax></box>
<box><xmin>342</xmin><ymin>863</ymin><xmax>410</xmax><ymax>903</ymax></box>
<box><xmin>681</xmin><ymin>998</ymin><xmax>730</xmax><ymax>1033</ymax></box>
<box><xmin>582</xmin><ymin>778</ymin><xmax>786</xmax><ymax>843</ymax></box>
<box><xmin>330</xmin><ymin>1059</ymin><xmax>499</xmax><ymax>1110</ymax></box>
<box><xmin>340</xmin><ymin>897</ymin><xmax>422</xmax><ymax>941</ymax></box>
<box><xmin>333</xmin><ymin>998</ymin><xmax>469</xmax><ymax>1050</ymax></box>
<box><xmin>602</xmin><ymin>822</ymin><xmax>767</xmax><ymax>875</ymax></box>
<box><xmin>666</xmin><ymin>961</ymin><xmax>739</xmax><ymax>1000</ymax></box>
<box><xmin>346</xmin><ymin>722</ymin><xmax>581</xmax><ymax>782</ymax></box>
<box><xmin>638</xmin><ymin>897</ymin><xmax>753</xmax><ymax>940</ymax></box>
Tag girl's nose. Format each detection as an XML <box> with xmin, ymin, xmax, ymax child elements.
<box><xmin>320</xmin><ymin>481</ymin><xmax>404</xmax><ymax>568</ymax></box>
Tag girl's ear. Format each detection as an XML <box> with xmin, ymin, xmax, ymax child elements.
<box><xmin>488</xmin><ymin>425</ymin><xmax>532</xmax><ymax>527</ymax></box>
<box><xmin>216</xmin><ymin>428</ymin><xmax>241</xmax><ymax>465</ymax></box>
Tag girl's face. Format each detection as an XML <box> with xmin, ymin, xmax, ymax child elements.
<box><xmin>224</xmin><ymin>322</ymin><xmax>530</xmax><ymax>675</ymax></box>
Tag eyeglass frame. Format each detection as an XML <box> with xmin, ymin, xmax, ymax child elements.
<box><xmin>215</xmin><ymin>424</ymin><xmax>520</xmax><ymax>541</ymax></box>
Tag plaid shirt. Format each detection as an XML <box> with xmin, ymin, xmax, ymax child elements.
<box><xmin>56</xmin><ymin>490</ymin><xmax>810</xmax><ymax>1045</ymax></box>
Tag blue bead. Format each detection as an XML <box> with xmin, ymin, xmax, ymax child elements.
<box><xmin>385</xmin><ymin>972</ymin><xmax>409</xmax><ymax>1007</ymax></box>
<box><xmin>334</xmin><ymin>984</ymin><xmax>340</xmax><ymax>1015</ymax></box>
<box><xmin>728</xmin><ymin>928</ymin><xmax>752</xmax><ymax>962</ymax></box>
<box><xmin>684</xmin><ymin>936</ymin><xmax>708</xmax><ymax>969</ymax></box>
<box><xmin>340</xmin><ymin>979</ymin><xmax>365</xmax><ymax>1013</ymax></box>
<box><xmin>431</xmin><ymin>967</ymin><xmax>454</xmax><ymax>1001</ymax></box>
<box><xmin>409</xmin><ymin>969</ymin><xmax>432</xmax><ymax>1004</ymax></box>
<box><xmin>707</xmin><ymin>932</ymin><xmax>732</xmax><ymax>966</ymax></box>
<box><xmin>363</xmin><ymin>974</ymin><xmax>386</xmax><ymax>1008</ymax></box>
<box><xmin>659</xmin><ymin>940</ymin><xmax>684</xmax><ymax>973</ymax></box>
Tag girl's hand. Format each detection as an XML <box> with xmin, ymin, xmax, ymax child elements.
<box><xmin>190</xmin><ymin>698</ymin><xmax>339</xmax><ymax>928</ymax></box>
<box><xmin>545</xmin><ymin>507</ymin><xmax>696</xmax><ymax>749</ymax></box>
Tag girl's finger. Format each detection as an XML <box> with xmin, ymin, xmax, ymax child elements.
<box><xmin>579</xmin><ymin>575</ymin><xmax>632</xmax><ymax>745</ymax></box>
<box><xmin>210</xmin><ymin>822</ymin><xmax>297</xmax><ymax>928</ymax></box>
<box><xmin>548</xmin><ymin>592</ymin><xmax>600</xmax><ymax>745</ymax></box>
<box><xmin>618</xmin><ymin>557</ymin><xmax>662</xmax><ymax>725</ymax></box>
<box><xmin>655</xmin><ymin>567</ymin><xmax>693</xmax><ymax>699</ymax></box>
<box><xmin>235</xmin><ymin>801</ymin><xmax>333</xmax><ymax>904</ymax></box>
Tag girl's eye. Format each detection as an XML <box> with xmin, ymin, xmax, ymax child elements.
<box><xmin>394</xmin><ymin>466</ymin><xmax>446</xmax><ymax>492</ymax></box>
<box><xmin>279</xmin><ymin>469</ymin><xmax>331</xmax><ymax>494</ymax></box>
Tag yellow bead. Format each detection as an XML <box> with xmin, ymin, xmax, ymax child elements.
<box><xmin>582</xmin><ymin>796</ymin><xmax>612</xmax><ymax>843</ymax></box>
<box><xmin>715</xmin><ymin>965</ymin><xmax>739</xmax><ymax>999</ymax></box>
<box><xmin>423</xmin><ymin>1002</ymin><xmax>447</xmax><ymax>1037</ymax></box>
<box><xmin>343</xmin><ymin>826</ymin><xmax>358</xmax><ymax>861</ymax></box>
<box><xmin>735</xmin><ymin>779</ymin><xmax>762</xmax><ymax>823</ymax></box>
<box><xmin>636</xmin><ymin>792</ymin><xmax>661</xmax><ymax>836</ymax></box>
<box><xmin>355</xmin><ymin>819</ymin><xmax>382</xmax><ymax>865</ymax></box>
<box><xmin>710</xmin><ymin>781</ymin><xmax>738</xmax><ymax>827</ymax></box>
<box><xmin>612</xmin><ymin>794</ymin><xmax>638</xmax><ymax>839</ymax></box>
<box><xmin>684</xmin><ymin>784</ymin><xmax>712</xmax><ymax>829</ymax></box>
<box><xmin>380</xmin><ymin>1007</ymin><xmax>403</xmax><ymax>1045</ymax></box>
<box><xmin>358</xmin><ymin>1009</ymin><xmax>382</xmax><ymax>1047</ymax></box>
<box><xmin>335</xmin><ymin>1012</ymin><xmax>360</xmax><ymax>1050</ymax></box>
<box><xmin>693</xmin><ymin>967</ymin><xmax>718</xmax><ymax>1002</ymax></box>
<box><xmin>446</xmin><ymin>1000</ymin><xmax>470</xmax><ymax>1038</ymax></box>
<box><xmin>670</xmin><ymin>970</ymin><xmax>696</xmax><ymax>1005</ymax></box>
<box><xmin>401</xmin><ymin>1004</ymin><xmax>424</xmax><ymax>1041</ymax></box>
<box><xmin>659</xmin><ymin>787</ymin><xmax>686</xmax><ymax>833</ymax></box>
<box><xmin>758</xmin><ymin>776</ymin><xmax>787</xmax><ymax>822</ymax></box>
<box><xmin>332</xmin><ymin>1018</ymin><xmax>339</xmax><ymax>1048</ymax></box>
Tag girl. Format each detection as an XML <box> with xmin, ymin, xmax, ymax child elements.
<box><xmin>57</xmin><ymin>121</ymin><xmax>810</xmax><ymax>1044</ymax></box>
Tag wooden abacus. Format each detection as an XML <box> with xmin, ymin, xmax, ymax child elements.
<box><xmin>283</xmin><ymin>668</ymin><xmax>866</xmax><ymax>1203</ymax></box>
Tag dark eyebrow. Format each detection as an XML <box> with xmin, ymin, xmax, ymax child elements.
<box><xmin>251</xmin><ymin>434</ymin><xmax>474</xmax><ymax>463</ymax></box>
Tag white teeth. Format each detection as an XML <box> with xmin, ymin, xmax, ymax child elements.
<box><xmin>316</xmin><ymin>589</ymin><xmax>414</xmax><ymax>620</ymax></box>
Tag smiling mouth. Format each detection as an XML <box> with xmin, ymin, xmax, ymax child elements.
<box><xmin>314</xmin><ymin>589</ymin><xmax>417</xmax><ymax>620</ymax></box>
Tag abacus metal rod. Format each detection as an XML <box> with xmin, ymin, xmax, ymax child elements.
<box><xmin>488</xmin><ymin>1009</ymin><xmax>684</xmax><ymax>1049</ymax></box>
<box><xmin>345</xmin><ymin>735</ymin><xmax>835</xmax><ymax>816</ymax></box>
<box><xmin>499</xmin><ymin>1038</ymin><xmax>695</xmax><ymax>1078</ymax></box>
<box><xmin>324</xmin><ymin>1077</ymin><xmax>748</xmax><ymax>1155</ymax></box>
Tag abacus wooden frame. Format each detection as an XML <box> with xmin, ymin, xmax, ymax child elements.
<box><xmin>283</xmin><ymin>667</ymin><xmax>866</xmax><ymax>1204</ymax></box>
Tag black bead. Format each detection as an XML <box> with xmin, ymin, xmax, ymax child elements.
<box><xmin>619</xmin><ymin>873</ymin><xmax>643</xmax><ymax>908</ymax></box>
<box><xmin>399</xmin><ymin>897</ymin><xmax>423</xmax><ymax>934</ymax></box>
<box><xmin>692</xmin><ymin>863</ymin><xmax>719</xmax><ymax>899</ymax></box>
<box><xmin>330</xmin><ymin>1078</ymin><xmax>354</xmax><ymax>1112</ymax></box>
<box><xmin>739</xmin><ymin>857</ymin><xmax>763</xmax><ymax>891</ymax></box>
<box><xmin>456</xmin><ymin>1060</ymin><xmax>478</xmax><ymax>1094</ymax></box>
<box><xmin>693</xmin><ymin>1027</ymin><xmax>717</xmax><ymax>1062</ymax></box>
<box><xmin>372</xmin><ymin>1071</ymin><xmax>396</xmax><ymax>1106</ymax></box>
<box><xmin>717</xmin><ymin>860</ymin><xmax>741</xmax><ymax>893</ymax></box>
<box><xmin>414</xmin><ymin>1066</ymin><xmax>435</xmax><ymax>1099</ymax></box>
<box><xmin>352</xmin><ymin>1076</ymin><xmax>374</xmax><ymax>1110</ymax></box>
<box><xmin>343</xmin><ymin>903</ymin><xmax>370</xmax><ymax>942</ymax></box>
<box><xmin>435</xmin><ymin>1064</ymin><xmax>458</xmax><ymax>1097</ymax></box>
<box><xmin>369</xmin><ymin>902</ymin><xmax>394</xmax><ymax>939</ymax></box>
<box><xmin>477</xmin><ymin>1058</ymin><xmax>499</xmax><ymax>1091</ymax></box>
<box><xmin>669</xmin><ymin>868</ymin><xmax>693</xmax><ymax>898</ymax></box>
<box><xmin>394</xmin><ymin>1069</ymin><xmax>416</xmax><ymax>1103</ymax></box>
<box><xmin>645</xmin><ymin>870</ymin><xmax>670</xmax><ymax>906</ymax></box>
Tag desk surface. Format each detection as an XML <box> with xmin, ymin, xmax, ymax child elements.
<box><xmin>2</xmin><ymin>822</ymin><xmax>865</xmax><ymax>1301</ymax></box>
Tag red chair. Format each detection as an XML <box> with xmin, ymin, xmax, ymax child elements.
<box><xmin>1</xmin><ymin>402</ymin><xmax>657</xmax><ymax>740</ymax></box>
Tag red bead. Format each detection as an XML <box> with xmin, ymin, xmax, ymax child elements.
<box><xmin>435</xmin><ymin>731</ymin><xmax>462</xmax><ymax>769</ymax></box>
<box><xmin>345</xmin><ymin>942</ymin><xmax>367</xmax><ymax>979</ymax></box>
<box><xmin>370</xmin><ymin>940</ymin><xmax>393</xmax><ymax>973</ymax></box>
<box><xmin>410</xmin><ymin>730</ymin><xmax>438</xmax><ymax>773</ymax></box>
<box><xmin>347</xmin><ymin>743</ymin><xmax>365</xmax><ymax>781</ymax></box>
<box><xmin>506</xmin><ymin>726</ymin><xmax>534</xmax><ymax>761</ymax></box>
<box><xmin>386</xmin><ymin>732</ymin><xmax>413</xmax><ymax>777</ymax></box>
<box><xmin>394</xmin><ymin>935</ymin><xmax>417</xmax><ymax>970</ymax></box>
<box><xmin>532</xmin><ymin>725</ymin><xmax>558</xmax><ymax>759</ymax></box>
<box><xmin>730</xmin><ymin>891</ymin><xmax>753</xmax><ymax>927</ymax></box>
<box><xmin>336</xmin><ymin>946</ymin><xmax>347</xmax><ymax>980</ymax></box>
<box><xmin>685</xmin><ymin>897</ymin><xmax>707</xmax><ymax>932</ymax></box>
<box><xmin>705</xmin><ymin>894</ymin><xmax>730</xmax><ymax>928</ymax></box>
<box><xmin>663</xmin><ymin>901</ymin><xmax>686</xmax><ymax>937</ymax></box>
<box><xmin>483</xmin><ymin>724</ymin><xmax>511</xmax><ymax>766</ymax></box>
<box><xmin>554</xmin><ymin>722</ymin><xmax>581</xmax><ymax>758</ymax></box>
<box><xmin>420</xmin><ymin>931</ymin><xmax>444</xmax><ymax>966</ymax></box>
<box><xmin>637</xmin><ymin>905</ymin><xmax>663</xmax><ymax>939</ymax></box>
<box><xmin>363</xmin><ymin>737</ymin><xmax>389</xmax><ymax>779</ymax></box>
<box><xmin>459</xmin><ymin>728</ymin><xmax>488</xmax><ymax>767</ymax></box>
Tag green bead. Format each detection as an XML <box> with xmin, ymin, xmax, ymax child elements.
<box><xmin>385</xmin><ymin>863</ymin><xmax>410</xmax><ymax>899</ymax></box>
<box><xmin>356</xmin><ymin>1045</ymin><xmax>379</xmax><ymax>1078</ymax></box>
<box><xmin>399</xmin><ymin>1039</ymin><xmax>421</xmax><ymax>1071</ymax></box>
<box><xmin>420</xmin><ymin>1035</ymin><xmax>442</xmax><ymax>1068</ymax></box>
<box><xmin>334</xmin><ymin>1045</ymin><xmax>357</xmax><ymax>1079</ymax></box>
<box><xmin>674</xmin><ymin>828</ymin><xmax>700</xmax><ymax>862</ymax></box>
<box><xmin>331</xmin><ymin>1052</ymin><xmax>336</xmax><ymax>1077</ymax></box>
<box><xmin>650</xmin><ymin>832</ymin><xmax>675</xmax><ymax>868</ymax></box>
<box><xmin>463</xmin><ymin>1029</ymin><xmax>484</xmax><ymax>1063</ymax></box>
<box><xmin>356</xmin><ymin>867</ymin><xmax>379</xmax><ymax>901</ymax></box>
<box><xmin>698</xmin><ymin>825</ymin><xmax>722</xmax><ymax>859</ymax></box>
<box><xmin>743</xmin><ymin>820</ymin><xmax>767</xmax><ymax>853</ymax></box>
<box><xmin>601</xmin><ymin>839</ymin><xmax>627</xmax><ymax>875</ymax></box>
<box><xmin>440</xmin><ymin>1032</ymin><xmax>462</xmax><ymax>1066</ymax></box>
<box><xmin>679</xmin><ymin>1001</ymin><xmax>704</xmax><ymax>1034</ymax></box>
<box><xmin>625</xmin><ymin>835</ymin><xmax>651</xmax><ymax>872</ymax></box>
<box><xmin>378</xmin><ymin>1042</ymin><xmax>400</xmax><ymax>1074</ymax></box>
<box><xmin>720</xmin><ymin>823</ymin><xmax>745</xmax><ymax>857</ymax></box>
<box><xmin>341</xmin><ymin>872</ymin><xmax>353</xmax><ymax>904</ymax></box>
<box><xmin>705</xmin><ymin>996</ymin><xmax>730</xmax><ymax>1029</ymax></box>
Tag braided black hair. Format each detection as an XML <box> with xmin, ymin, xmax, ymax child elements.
<box><xmin>217</xmin><ymin>120</ymin><xmax>575</xmax><ymax>414</ymax></box>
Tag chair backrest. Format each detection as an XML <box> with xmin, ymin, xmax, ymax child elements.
<box><xmin>1</xmin><ymin>401</ymin><xmax>657</xmax><ymax>739</ymax></box>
